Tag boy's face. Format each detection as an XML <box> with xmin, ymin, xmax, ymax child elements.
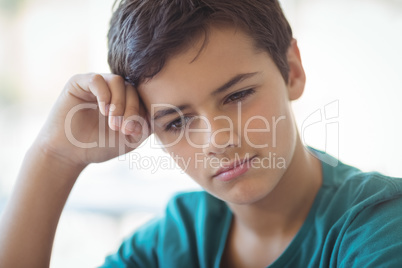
<box><xmin>138</xmin><ymin>26</ymin><xmax>302</xmax><ymax>205</ymax></box>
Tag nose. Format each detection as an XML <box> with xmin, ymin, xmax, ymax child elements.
<box><xmin>201</xmin><ymin>115</ymin><xmax>239</xmax><ymax>156</ymax></box>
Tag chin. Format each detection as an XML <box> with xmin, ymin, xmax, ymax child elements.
<box><xmin>221</xmin><ymin>178</ymin><xmax>277</xmax><ymax>206</ymax></box>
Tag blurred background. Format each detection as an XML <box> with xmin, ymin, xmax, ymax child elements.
<box><xmin>0</xmin><ymin>0</ymin><xmax>401</xmax><ymax>267</ymax></box>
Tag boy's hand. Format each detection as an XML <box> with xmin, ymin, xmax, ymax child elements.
<box><xmin>36</xmin><ymin>73</ymin><xmax>150</xmax><ymax>167</ymax></box>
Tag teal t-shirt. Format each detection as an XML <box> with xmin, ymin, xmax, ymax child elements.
<box><xmin>100</xmin><ymin>154</ymin><xmax>402</xmax><ymax>267</ymax></box>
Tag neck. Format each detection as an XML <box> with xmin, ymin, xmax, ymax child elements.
<box><xmin>226</xmin><ymin>137</ymin><xmax>322</xmax><ymax>239</ymax></box>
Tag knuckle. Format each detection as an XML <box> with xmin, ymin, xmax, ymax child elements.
<box><xmin>125</xmin><ymin>105</ymin><xmax>139</xmax><ymax>116</ymax></box>
<box><xmin>97</xmin><ymin>90</ymin><xmax>110</xmax><ymax>101</ymax></box>
<box><xmin>125</xmin><ymin>102</ymin><xmax>138</xmax><ymax>113</ymax></box>
<box><xmin>110</xmin><ymin>74</ymin><xmax>125</xmax><ymax>85</ymax></box>
<box><xmin>88</xmin><ymin>73</ymin><xmax>104</xmax><ymax>86</ymax></box>
<box><xmin>68</xmin><ymin>73</ymin><xmax>83</xmax><ymax>84</ymax></box>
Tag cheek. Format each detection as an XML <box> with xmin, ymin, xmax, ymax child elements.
<box><xmin>240</xmin><ymin>96</ymin><xmax>295</xmax><ymax>152</ymax></box>
<box><xmin>240</xmin><ymin>102</ymin><xmax>279</xmax><ymax>147</ymax></box>
<box><xmin>155</xmin><ymin>129</ymin><xmax>183</xmax><ymax>147</ymax></box>
<box><xmin>161</xmin><ymin>138</ymin><xmax>200</xmax><ymax>175</ymax></box>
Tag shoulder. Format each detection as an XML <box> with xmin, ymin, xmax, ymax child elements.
<box><xmin>131</xmin><ymin>190</ymin><xmax>227</xmax><ymax>242</ymax></box>
<box><xmin>317</xmin><ymin>155</ymin><xmax>402</xmax><ymax>266</ymax></box>
<box><xmin>318</xmin><ymin>152</ymin><xmax>402</xmax><ymax>215</ymax></box>
<box><xmin>339</xmin><ymin>170</ymin><xmax>402</xmax><ymax>204</ymax></box>
<box><xmin>336</xmin><ymin>193</ymin><xmax>402</xmax><ymax>267</ymax></box>
<box><xmin>162</xmin><ymin>190</ymin><xmax>229</xmax><ymax>242</ymax></box>
<box><xmin>100</xmin><ymin>191</ymin><xmax>230</xmax><ymax>267</ymax></box>
<box><xmin>319</xmin><ymin>156</ymin><xmax>402</xmax><ymax>228</ymax></box>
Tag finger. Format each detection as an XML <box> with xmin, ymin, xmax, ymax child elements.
<box><xmin>103</xmin><ymin>75</ymin><xmax>126</xmax><ymax>131</ymax></box>
<box><xmin>122</xmin><ymin>84</ymin><xmax>142</xmax><ymax>136</ymax></box>
<box><xmin>68</xmin><ymin>73</ymin><xmax>111</xmax><ymax>116</ymax></box>
<box><xmin>138</xmin><ymin>97</ymin><xmax>153</xmax><ymax>135</ymax></box>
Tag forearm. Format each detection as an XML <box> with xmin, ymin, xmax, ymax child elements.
<box><xmin>0</xmin><ymin>143</ymin><xmax>86</xmax><ymax>268</ymax></box>
<box><xmin>0</xmin><ymin>72</ymin><xmax>143</xmax><ymax>267</ymax></box>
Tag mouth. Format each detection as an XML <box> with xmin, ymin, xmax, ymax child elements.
<box><xmin>212</xmin><ymin>155</ymin><xmax>256</xmax><ymax>182</ymax></box>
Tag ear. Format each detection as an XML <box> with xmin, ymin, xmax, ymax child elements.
<box><xmin>286</xmin><ymin>39</ymin><xmax>306</xmax><ymax>101</ymax></box>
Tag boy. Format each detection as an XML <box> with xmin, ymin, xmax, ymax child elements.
<box><xmin>1</xmin><ymin>0</ymin><xmax>402</xmax><ymax>267</ymax></box>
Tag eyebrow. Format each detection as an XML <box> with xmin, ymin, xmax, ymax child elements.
<box><xmin>152</xmin><ymin>72</ymin><xmax>259</xmax><ymax>121</ymax></box>
<box><xmin>211</xmin><ymin>72</ymin><xmax>259</xmax><ymax>96</ymax></box>
<box><xmin>153</xmin><ymin>104</ymin><xmax>190</xmax><ymax>121</ymax></box>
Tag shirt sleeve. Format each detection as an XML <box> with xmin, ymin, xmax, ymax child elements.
<box><xmin>98</xmin><ymin>217</ymin><xmax>161</xmax><ymax>268</ymax></box>
<box><xmin>338</xmin><ymin>196</ymin><xmax>402</xmax><ymax>267</ymax></box>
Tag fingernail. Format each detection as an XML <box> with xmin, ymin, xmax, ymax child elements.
<box><xmin>126</xmin><ymin>121</ymin><xmax>142</xmax><ymax>135</ymax></box>
<box><xmin>133</xmin><ymin>122</ymin><xmax>142</xmax><ymax>134</ymax></box>
<box><xmin>125</xmin><ymin>120</ymin><xmax>136</xmax><ymax>133</ymax></box>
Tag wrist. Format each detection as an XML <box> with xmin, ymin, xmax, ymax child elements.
<box><xmin>27</xmin><ymin>141</ymin><xmax>87</xmax><ymax>178</ymax></box>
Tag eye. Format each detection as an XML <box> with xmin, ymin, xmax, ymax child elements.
<box><xmin>223</xmin><ymin>88</ymin><xmax>256</xmax><ymax>104</ymax></box>
<box><xmin>164</xmin><ymin>115</ymin><xmax>192</xmax><ymax>133</ymax></box>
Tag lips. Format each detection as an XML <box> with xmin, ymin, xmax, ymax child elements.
<box><xmin>213</xmin><ymin>156</ymin><xmax>254</xmax><ymax>177</ymax></box>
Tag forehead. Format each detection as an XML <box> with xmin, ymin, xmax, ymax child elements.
<box><xmin>138</xmin><ymin>26</ymin><xmax>271</xmax><ymax>108</ymax></box>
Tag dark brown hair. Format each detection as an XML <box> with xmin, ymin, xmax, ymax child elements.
<box><xmin>108</xmin><ymin>0</ymin><xmax>293</xmax><ymax>87</ymax></box>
